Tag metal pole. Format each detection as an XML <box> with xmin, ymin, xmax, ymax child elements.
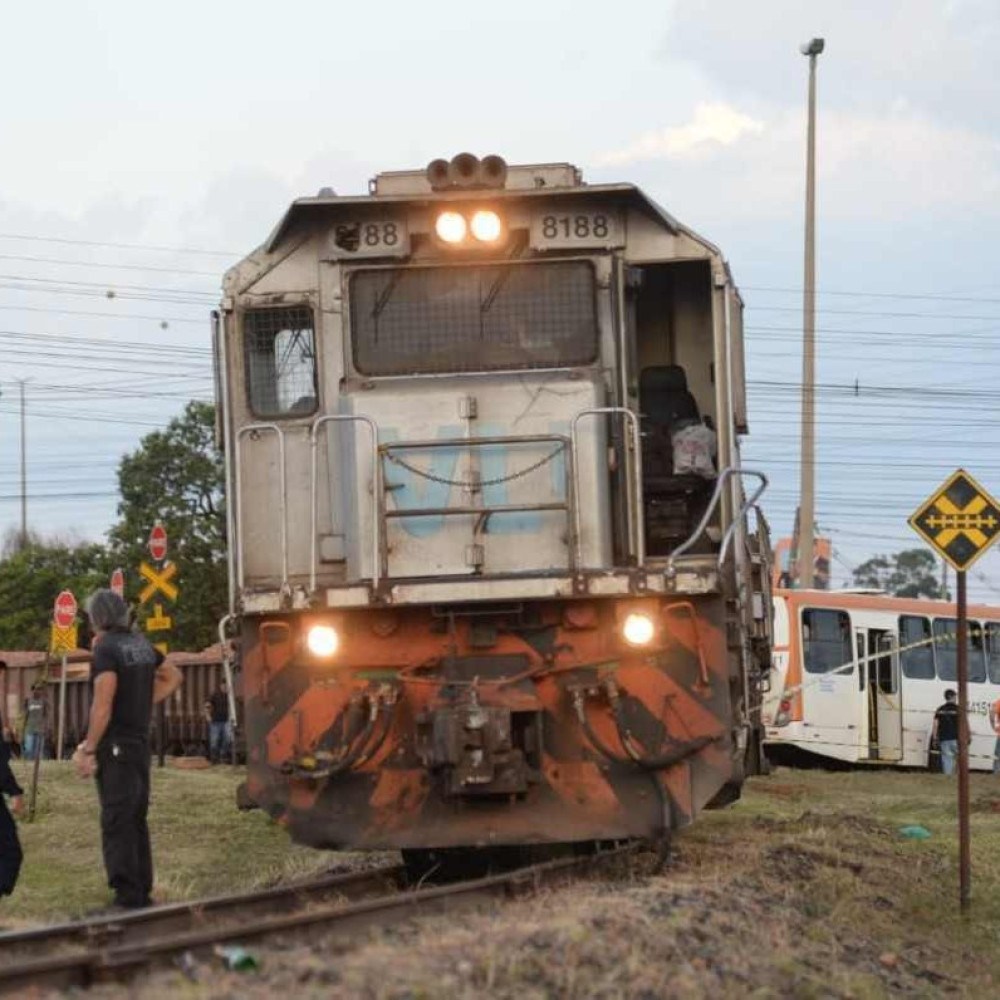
<box><xmin>956</xmin><ymin>570</ymin><xmax>971</xmax><ymax>913</ymax></box>
<box><xmin>56</xmin><ymin>653</ymin><xmax>68</xmax><ymax>761</ymax></box>
<box><xmin>18</xmin><ymin>380</ymin><xmax>27</xmax><ymax>549</ymax></box>
<box><xmin>797</xmin><ymin>40</ymin><xmax>823</xmax><ymax>591</ymax></box>
<box><xmin>28</xmin><ymin>699</ymin><xmax>45</xmax><ymax>822</ymax></box>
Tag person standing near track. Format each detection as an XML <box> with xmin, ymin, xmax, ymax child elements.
<box><xmin>989</xmin><ymin>695</ymin><xmax>1000</xmax><ymax>775</ymax></box>
<box><xmin>204</xmin><ymin>679</ymin><xmax>232</xmax><ymax>764</ymax></box>
<box><xmin>0</xmin><ymin>727</ymin><xmax>24</xmax><ymax>898</ymax></box>
<box><xmin>932</xmin><ymin>689</ymin><xmax>961</xmax><ymax>776</ymax></box>
<box><xmin>72</xmin><ymin>590</ymin><xmax>183</xmax><ymax>910</ymax></box>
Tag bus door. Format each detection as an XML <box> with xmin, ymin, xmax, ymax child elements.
<box><xmin>857</xmin><ymin>628</ymin><xmax>903</xmax><ymax>761</ymax></box>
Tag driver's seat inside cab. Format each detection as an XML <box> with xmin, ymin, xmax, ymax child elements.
<box><xmin>639</xmin><ymin>364</ymin><xmax>716</xmax><ymax>556</ymax></box>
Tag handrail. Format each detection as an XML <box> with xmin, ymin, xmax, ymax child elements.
<box><xmin>665</xmin><ymin>466</ymin><xmax>768</xmax><ymax>573</ymax></box>
<box><xmin>235</xmin><ymin>423</ymin><xmax>288</xmax><ymax>593</ymax></box>
<box><xmin>310</xmin><ymin>415</ymin><xmax>381</xmax><ymax>593</ymax></box>
<box><xmin>217</xmin><ymin>614</ymin><xmax>238</xmax><ymax>745</ymax></box>
<box><xmin>717</xmin><ymin>471</ymin><xmax>769</xmax><ymax>569</ymax></box>
<box><xmin>571</xmin><ymin>408</ymin><xmax>644</xmax><ymax>568</ymax></box>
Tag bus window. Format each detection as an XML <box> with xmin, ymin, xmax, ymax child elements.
<box><xmin>802</xmin><ymin>609</ymin><xmax>852</xmax><ymax>674</ymax></box>
<box><xmin>899</xmin><ymin>615</ymin><xmax>935</xmax><ymax>680</ymax></box>
<box><xmin>987</xmin><ymin>623</ymin><xmax>1000</xmax><ymax>684</ymax></box>
<box><xmin>933</xmin><ymin>618</ymin><xmax>986</xmax><ymax>683</ymax></box>
<box><xmin>244</xmin><ymin>306</ymin><xmax>318</xmax><ymax>417</ymax></box>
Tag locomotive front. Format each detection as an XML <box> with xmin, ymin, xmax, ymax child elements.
<box><xmin>216</xmin><ymin>155</ymin><xmax>772</xmax><ymax>852</ymax></box>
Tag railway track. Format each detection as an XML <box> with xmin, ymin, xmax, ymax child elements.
<box><xmin>0</xmin><ymin>846</ymin><xmax>637</xmax><ymax>994</ymax></box>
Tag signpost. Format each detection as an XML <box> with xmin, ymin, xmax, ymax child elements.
<box><xmin>140</xmin><ymin>522</ymin><xmax>178</xmax><ymax>766</ymax></box>
<box><xmin>110</xmin><ymin>567</ymin><xmax>125</xmax><ymax>598</ymax></box>
<box><xmin>909</xmin><ymin>468</ymin><xmax>1000</xmax><ymax>913</ymax></box>
<box><xmin>50</xmin><ymin>590</ymin><xmax>78</xmax><ymax>762</ymax></box>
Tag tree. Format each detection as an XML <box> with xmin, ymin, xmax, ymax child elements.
<box><xmin>852</xmin><ymin>548</ymin><xmax>945</xmax><ymax>600</ymax></box>
<box><xmin>108</xmin><ymin>401</ymin><xmax>227</xmax><ymax>650</ymax></box>
<box><xmin>0</xmin><ymin>532</ymin><xmax>113</xmax><ymax>649</ymax></box>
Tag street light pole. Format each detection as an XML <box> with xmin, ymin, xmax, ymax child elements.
<box><xmin>797</xmin><ymin>37</ymin><xmax>824</xmax><ymax>590</ymax></box>
<box><xmin>17</xmin><ymin>379</ymin><xmax>28</xmax><ymax>549</ymax></box>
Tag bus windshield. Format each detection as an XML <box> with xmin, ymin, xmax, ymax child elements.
<box><xmin>350</xmin><ymin>260</ymin><xmax>598</xmax><ymax>376</ymax></box>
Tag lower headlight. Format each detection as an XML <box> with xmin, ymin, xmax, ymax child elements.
<box><xmin>622</xmin><ymin>612</ymin><xmax>655</xmax><ymax>647</ymax></box>
<box><xmin>306</xmin><ymin>624</ymin><xmax>339</xmax><ymax>657</ymax></box>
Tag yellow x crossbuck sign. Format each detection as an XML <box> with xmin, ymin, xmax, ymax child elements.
<box><xmin>909</xmin><ymin>469</ymin><xmax>1000</xmax><ymax>572</ymax></box>
<box><xmin>139</xmin><ymin>561</ymin><xmax>178</xmax><ymax>604</ymax></box>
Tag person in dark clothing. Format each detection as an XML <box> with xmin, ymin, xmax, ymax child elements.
<box><xmin>933</xmin><ymin>689</ymin><xmax>961</xmax><ymax>776</ymax></box>
<box><xmin>204</xmin><ymin>680</ymin><xmax>232</xmax><ymax>764</ymax></box>
<box><xmin>0</xmin><ymin>736</ymin><xmax>24</xmax><ymax>898</ymax></box>
<box><xmin>72</xmin><ymin>590</ymin><xmax>182</xmax><ymax>910</ymax></box>
<box><xmin>0</xmin><ymin>659</ymin><xmax>11</xmax><ymax>745</ymax></box>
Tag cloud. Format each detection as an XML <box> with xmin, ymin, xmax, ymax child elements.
<box><xmin>590</xmin><ymin>103</ymin><xmax>1000</xmax><ymax>231</ymax></box>
<box><xmin>599</xmin><ymin>103</ymin><xmax>765</xmax><ymax>166</ymax></box>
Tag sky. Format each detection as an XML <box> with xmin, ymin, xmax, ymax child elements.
<box><xmin>0</xmin><ymin>0</ymin><xmax>998</xmax><ymax>600</ymax></box>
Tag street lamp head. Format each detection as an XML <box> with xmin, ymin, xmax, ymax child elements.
<box><xmin>800</xmin><ymin>38</ymin><xmax>825</xmax><ymax>56</ymax></box>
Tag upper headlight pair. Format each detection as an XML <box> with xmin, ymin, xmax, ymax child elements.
<box><xmin>435</xmin><ymin>210</ymin><xmax>503</xmax><ymax>245</ymax></box>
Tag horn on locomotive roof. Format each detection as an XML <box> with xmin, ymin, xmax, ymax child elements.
<box><xmin>425</xmin><ymin>158</ymin><xmax>451</xmax><ymax>190</ymax></box>
<box><xmin>425</xmin><ymin>154</ymin><xmax>509</xmax><ymax>191</ymax></box>
<box><xmin>447</xmin><ymin>152</ymin><xmax>481</xmax><ymax>188</ymax></box>
<box><xmin>479</xmin><ymin>154</ymin><xmax>508</xmax><ymax>188</ymax></box>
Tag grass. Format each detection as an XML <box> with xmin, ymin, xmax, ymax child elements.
<box><xmin>1</xmin><ymin>760</ymin><xmax>341</xmax><ymax>924</ymax></box>
<box><xmin>5</xmin><ymin>763</ymin><xmax>1000</xmax><ymax>997</ymax></box>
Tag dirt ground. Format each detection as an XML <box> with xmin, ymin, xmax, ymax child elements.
<box><xmin>59</xmin><ymin>767</ymin><xmax>1000</xmax><ymax>1000</ymax></box>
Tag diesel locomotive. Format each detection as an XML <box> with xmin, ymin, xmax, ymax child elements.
<box><xmin>214</xmin><ymin>154</ymin><xmax>773</xmax><ymax>855</ymax></box>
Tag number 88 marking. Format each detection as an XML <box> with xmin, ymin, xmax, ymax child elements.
<box><xmin>363</xmin><ymin>222</ymin><xmax>399</xmax><ymax>247</ymax></box>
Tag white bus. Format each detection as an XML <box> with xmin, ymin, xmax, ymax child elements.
<box><xmin>764</xmin><ymin>589</ymin><xmax>1000</xmax><ymax>771</ymax></box>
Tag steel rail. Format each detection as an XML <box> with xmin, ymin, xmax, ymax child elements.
<box><xmin>0</xmin><ymin>863</ymin><xmax>405</xmax><ymax>994</ymax></box>
<box><xmin>0</xmin><ymin>847</ymin><xmax>636</xmax><ymax>994</ymax></box>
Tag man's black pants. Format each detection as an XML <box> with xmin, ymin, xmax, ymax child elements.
<box><xmin>96</xmin><ymin>740</ymin><xmax>152</xmax><ymax>908</ymax></box>
<box><xmin>0</xmin><ymin>798</ymin><xmax>22</xmax><ymax>897</ymax></box>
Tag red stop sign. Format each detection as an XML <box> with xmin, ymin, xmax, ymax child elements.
<box><xmin>148</xmin><ymin>523</ymin><xmax>168</xmax><ymax>562</ymax></box>
<box><xmin>110</xmin><ymin>567</ymin><xmax>125</xmax><ymax>597</ymax></box>
<box><xmin>54</xmin><ymin>590</ymin><xmax>78</xmax><ymax>629</ymax></box>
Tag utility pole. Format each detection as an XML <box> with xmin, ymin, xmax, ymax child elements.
<box><xmin>18</xmin><ymin>379</ymin><xmax>27</xmax><ymax>549</ymax></box>
<box><xmin>796</xmin><ymin>37</ymin><xmax>824</xmax><ymax>591</ymax></box>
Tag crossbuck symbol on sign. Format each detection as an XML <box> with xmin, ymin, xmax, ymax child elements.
<box><xmin>139</xmin><ymin>561</ymin><xmax>178</xmax><ymax>604</ymax></box>
<box><xmin>925</xmin><ymin>495</ymin><xmax>1000</xmax><ymax>548</ymax></box>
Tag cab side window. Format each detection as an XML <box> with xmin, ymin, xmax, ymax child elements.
<box><xmin>802</xmin><ymin>608</ymin><xmax>852</xmax><ymax>674</ymax></box>
<box><xmin>244</xmin><ymin>306</ymin><xmax>318</xmax><ymax>417</ymax></box>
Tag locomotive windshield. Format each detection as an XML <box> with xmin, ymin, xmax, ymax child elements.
<box><xmin>349</xmin><ymin>259</ymin><xmax>598</xmax><ymax>376</ymax></box>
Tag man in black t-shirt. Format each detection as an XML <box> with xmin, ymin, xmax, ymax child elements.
<box><xmin>933</xmin><ymin>689</ymin><xmax>961</xmax><ymax>776</ymax></box>
<box><xmin>73</xmin><ymin>590</ymin><xmax>183</xmax><ymax>910</ymax></box>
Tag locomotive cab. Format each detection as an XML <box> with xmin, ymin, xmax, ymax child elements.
<box><xmin>215</xmin><ymin>156</ymin><xmax>772</xmax><ymax>851</ymax></box>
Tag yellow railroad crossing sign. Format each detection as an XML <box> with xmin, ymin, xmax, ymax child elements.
<box><xmin>909</xmin><ymin>469</ymin><xmax>1000</xmax><ymax>572</ymax></box>
<box><xmin>49</xmin><ymin>624</ymin><xmax>78</xmax><ymax>655</ymax></box>
<box><xmin>139</xmin><ymin>561</ymin><xmax>179</xmax><ymax>604</ymax></box>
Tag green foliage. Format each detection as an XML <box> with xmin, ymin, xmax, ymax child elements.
<box><xmin>0</xmin><ymin>535</ymin><xmax>113</xmax><ymax>649</ymax></box>
<box><xmin>852</xmin><ymin>548</ymin><xmax>946</xmax><ymax>600</ymax></box>
<box><xmin>108</xmin><ymin>401</ymin><xmax>227</xmax><ymax>650</ymax></box>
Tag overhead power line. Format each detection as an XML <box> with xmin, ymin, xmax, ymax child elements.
<box><xmin>0</xmin><ymin>232</ymin><xmax>238</xmax><ymax>257</ymax></box>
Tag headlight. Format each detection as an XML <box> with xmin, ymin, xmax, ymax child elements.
<box><xmin>622</xmin><ymin>612</ymin><xmax>655</xmax><ymax>647</ymax></box>
<box><xmin>435</xmin><ymin>211</ymin><xmax>467</xmax><ymax>244</ymax></box>
<box><xmin>470</xmin><ymin>210</ymin><xmax>502</xmax><ymax>242</ymax></box>
<box><xmin>306</xmin><ymin>624</ymin><xmax>339</xmax><ymax>657</ymax></box>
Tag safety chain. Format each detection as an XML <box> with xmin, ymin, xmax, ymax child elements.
<box><xmin>384</xmin><ymin>441</ymin><xmax>566</xmax><ymax>489</ymax></box>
